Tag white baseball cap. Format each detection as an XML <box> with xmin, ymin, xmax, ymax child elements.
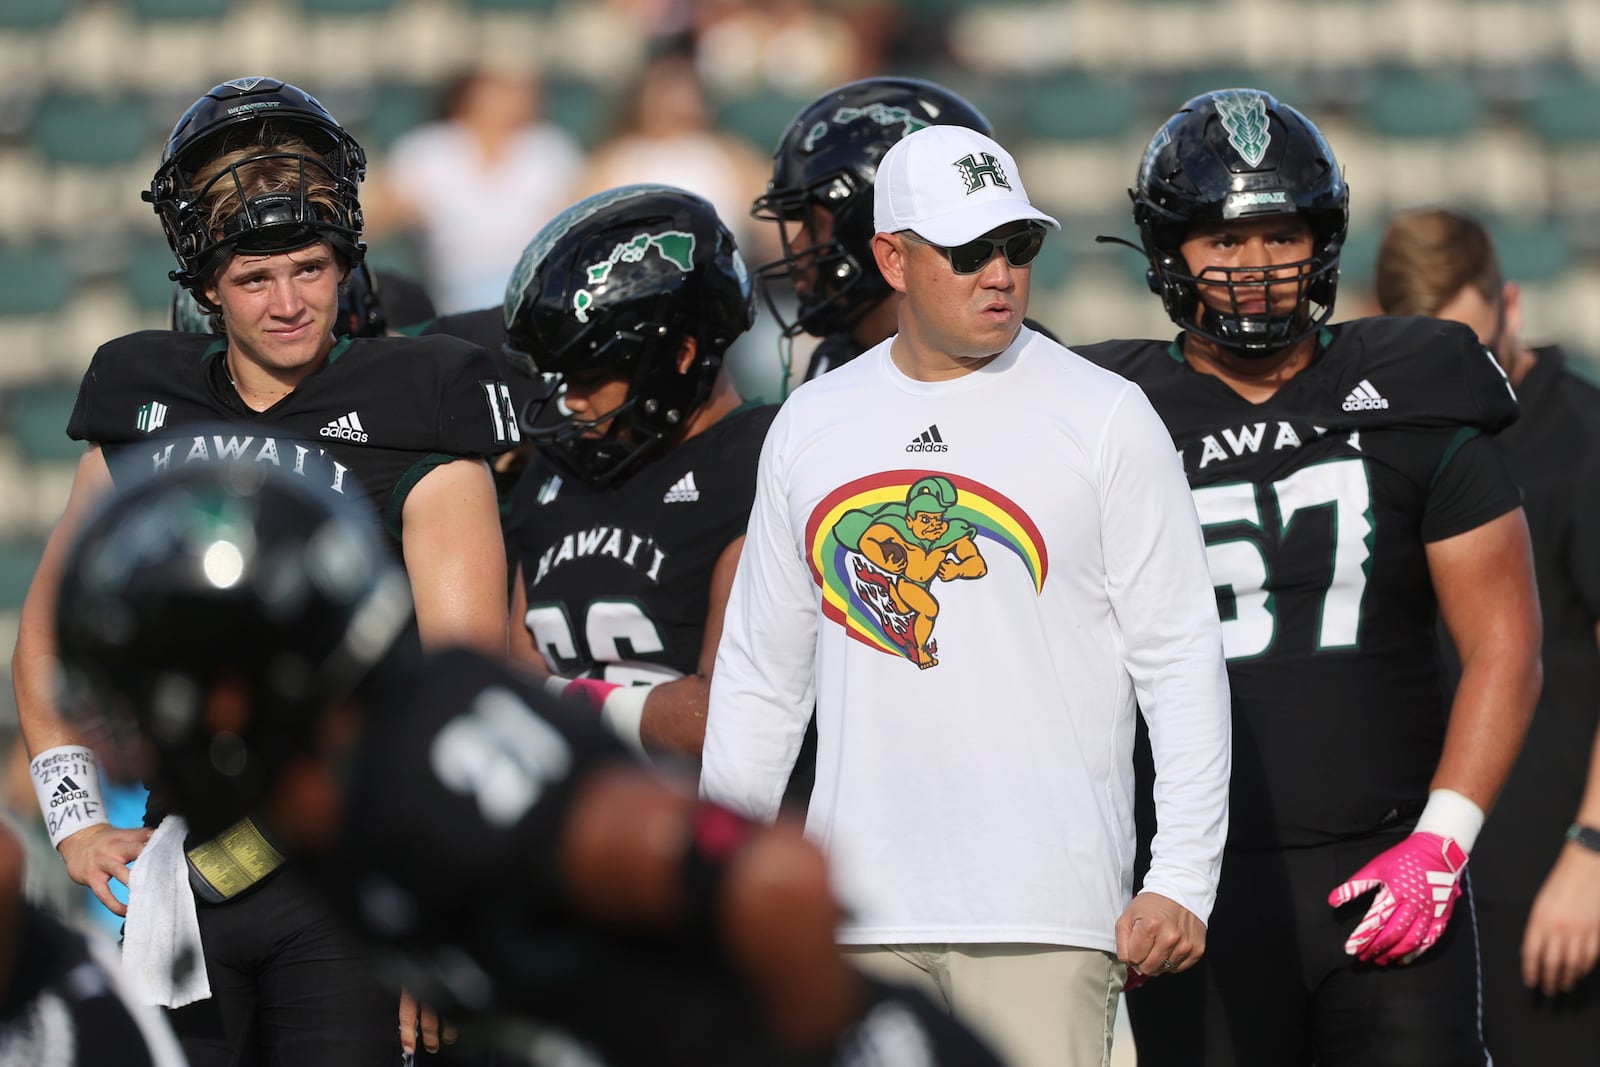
<box><xmin>873</xmin><ymin>125</ymin><xmax>1060</xmax><ymax>247</ymax></box>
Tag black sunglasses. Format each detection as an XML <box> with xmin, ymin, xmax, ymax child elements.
<box><xmin>904</xmin><ymin>225</ymin><xmax>1046</xmax><ymax>275</ymax></box>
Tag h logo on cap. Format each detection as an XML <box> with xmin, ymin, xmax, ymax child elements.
<box><xmin>953</xmin><ymin>153</ymin><xmax>1011</xmax><ymax>194</ymax></box>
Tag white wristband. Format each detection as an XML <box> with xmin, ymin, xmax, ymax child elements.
<box><xmin>1415</xmin><ymin>788</ymin><xmax>1485</xmax><ymax>854</ymax></box>
<box><xmin>600</xmin><ymin>685</ymin><xmax>652</xmax><ymax>756</ymax></box>
<box><xmin>29</xmin><ymin>745</ymin><xmax>109</xmax><ymax>850</ymax></box>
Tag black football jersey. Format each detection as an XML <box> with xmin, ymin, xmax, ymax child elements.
<box><xmin>1077</xmin><ymin>318</ymin><xmax>1524</xmax><ymax>848</ymax></box>
<box><xmin>67</xmin><ymin>330</ymin><xmax>521</xmax><ymax>538</ymax></box>
<box><xmin>505</xmin><ymin>404</ymin><xmax>777</xmax><ymax>682</ymax></box>
<box><xmin>329</xmin><ymin>647</ymin><xmax>1001</xmax><ymax>1067</ymax></box>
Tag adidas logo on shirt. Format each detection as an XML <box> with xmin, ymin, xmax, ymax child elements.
<box><xmin>50</xmin><ymin>776</ymin><xmax>89</xmax><ymax>809</ymax></box>
<box><xmin>906</xmin><ymin>424</ymin><xmax>948</xmax><ymax>453</ymax></box>
<box><xmin>1341</xmin><ymin>379</ymin><xmax>1389</xmax><ymax>412</ymax></box>
<box><xmin>321</xmin><ymin>411</ymin><xmax>369</xmax><ymax>443</ymax></box>
<box><xmin>663</xmin><ymin>472</ymin><xmax>700</xmax><ymax>503</ymax></box>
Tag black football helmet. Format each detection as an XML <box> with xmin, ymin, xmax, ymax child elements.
<box><xmin>1131</xmin><ymin>88</ymin><xmax>1348</xmax><ymax>356</ymax></box>
<box><xmin>502</xmin><ymin>184</ymin><xmax>754</xmax><ymax>486</ymax></box>
<box><xmin>53</xmin><ymin>461</ymin><xmax>412</xmax><ymax>839</ymax></box>
<box><xmin>169</xmin><ymin>259</ymin><xmax>385</xmax><ymax>338</ymax></box>
<box><xmin>752</xmin><ymin>77</ymin><xmax>992</xmax><ymax>339</ymax></box>
<box><xmin>145</xmin><ymin>77</ymin><xmax>367</xmax><ymax>310</ymax></box>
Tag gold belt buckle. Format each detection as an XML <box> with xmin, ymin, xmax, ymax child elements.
<box><xmin>185</xmin><ymin>817</ymin><xmax>285</xmax><ymax>903</ymax></box>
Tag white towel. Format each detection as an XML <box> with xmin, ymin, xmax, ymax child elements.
<box><xmin>121</xmin><ymin>815</ymin><xmax>210</xmax><ymax>1008</ymax></box>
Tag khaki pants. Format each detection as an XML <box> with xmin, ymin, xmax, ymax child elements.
<box><xmin>842</xmin><ymin>943</ymin><xmax>1123</xmax><ymax>1067</ymax></box>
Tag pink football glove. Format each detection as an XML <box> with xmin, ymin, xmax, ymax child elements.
<box><xmin>1328</xmin><ymin>832</ymin><xmax>1468</xmax><ymax>966</ymax></box>
<box><xmin>558</xmin><ymin>677</ymin><xmax>623</xmax><ymax>714</ymax></box>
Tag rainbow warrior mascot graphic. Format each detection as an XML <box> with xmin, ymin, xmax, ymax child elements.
<box><xmin>807</xmin><ymin>471</ymin><xmax>1047</xmax><ymax>669</ymax></box>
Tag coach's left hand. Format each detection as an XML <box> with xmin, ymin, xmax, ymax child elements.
<box><xmin>1117</xmin><ymin>891</ymin><xmax>1206</xmax><ymax>979</ymax></box>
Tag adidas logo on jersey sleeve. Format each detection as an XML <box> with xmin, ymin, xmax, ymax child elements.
<box><xmin>906</xmin><ymin>424</ymin><xmax>948</xmax><ymax>453</ymax></box>
<box><xmin>663</xmin><ymin>472</ymin><xmax>700</xmax><ymax>503</ymax></box>
<box><xmin>1341</xmin><ymin>380</ymin><xmax>1389</xmax><ymax>412</ymax></box>
<box><xmin>321</xmin><ymin>411</ymin><xmax>369</xmax><ymax>443</ymax></box>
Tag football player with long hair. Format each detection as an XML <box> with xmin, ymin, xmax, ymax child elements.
<box><xmin>1078</xmin><ymin>89</ymin><xmax>1541</xmax><ymax>1065</ymax></box>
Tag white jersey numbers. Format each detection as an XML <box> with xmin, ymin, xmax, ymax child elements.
<box><xmin>1193</xmin><ymin>457</ymin><xmax>1374</xmax><ymax>661</ymax></box>
<box><xmin>430</xmin><ymin>687</ymin><xmax>572</xmax><ymax>828</ymax></box>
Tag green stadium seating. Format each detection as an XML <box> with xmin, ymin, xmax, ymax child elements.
<box><xmin>299</xmin><ymin>0</ymin><xmax>393</xmax><ymax>12</ymax></box>
<box><xmin>1524</xmin><ymin>74</ymin><xmax>1600</xmax><ymax>143</ymax></box>
<box><xmin>0</xmin><ymin>538</ymin><xmax>45</xmax><ymax>611</ymax></box>
<box><xmin>1490</xmin><ymin>218</ymin><xmax>1572</xmax><ymax>282</ymax></box>
<box><xmin>714</xmin><ymin>90</ymin><xmax>815</xmax><ymax>153</ymax></box>
<box><xmin>1020</xmin><ymin>75</ymin><xmax>1140</xmax><ymax>142</ymax></box>
<box><xmin>543</xmin><ymin>78</ymin><xmax>610</xmax><ymax>148</ymax></box>
<box><xmin>0</xmin><ymin>244</ymin><xmax>74</xmax><ymax>317</ymax></box>
<box><xmin>356</xmin><ymin>83</ymin><xmax>432</xmax><ymax>151</ymax></box>
<box><xmin>0</xmin><ymin>0</ymin><xmax>71</xmax><ymax>29</ymax></box>
<box><xmin>1364</xmin><ymin>72</ymin><xmax>1480</xmax><ymax>138</ymax></box>
<box><xmin>124</xmin><ymin>234</ymin><xmax>179</xmax><ymax>313</ymax></box>
<box><xmin>129</xmin><ymin>0</ymin><xmax>232</xmax><ymax>18</ymax></box>
<box><xmin>30</xmin><ymin>93</ymin><xmax>153</xmax><ymax>167</ymax></box>
<box><xmin>3</xmin><ymin>378</ymin><xmax>83</xmax><ymax>464</ymax></box>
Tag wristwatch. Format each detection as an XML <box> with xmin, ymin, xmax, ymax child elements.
<box><xmin>1565</xmin><ymin>824</ymin><xmax>1600</xmax><ymax>854</ymax></box>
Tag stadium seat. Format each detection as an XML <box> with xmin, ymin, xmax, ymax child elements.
<box><xmin>0</xmin><ymin>538</ymin><xmax>45</xmax><ymax>611</ymax></box>
<box><xmin>714</xmin><ymin>89</ymin><xmax>816</xmax><ymax>153</ymax></box>
<box><xmin>129</xmin><ymin>0</ymin><xmax>233</xmax><ymax>19</ymax></box>
<box><xmin>0</xmin><ymin>0</ymin><xmax>71</xmax><ymax>30</ymax></box>
<box><xmin>1020</xmin><ymin>75</ymin><xmax>1140</xmax><ymax>142</ymax></box>
<box><xmin>123</xmin><ymin>234</ymin><xmax>178</xmax><ymax>314</ymax></box>
<box><xmin>355</xmin><ymin>82</ymin><xmax>432</xmax><ymax>151</ymax></box>
<box><xmin>1489</xmin><ymin>218</ymin><xmax>1573</xmax><ymax>282</ymax></box>
<box><xmin>1363</xmin><ymin>71</ymin><xmax>1479</xmax><ymax>138</ymax></box>
<box><xmin>30</xmin><ymin>92</ymin><xmax>153</xmax><ymax>167</ymax></box>
<box><xmin>2</xmin><ymin>378</ymin><xmax>83</xmax><ymax>464</ymax></box>
<box><xmin>466</xmin><ymin>0</ymin><xmax>557</xmax><ymax>10</ymax></box>
<box><xmin>298</xmin><ymin>0</ymin><xmax>393</xmax><ymax>12</ymax></box>
<box><xmin>1523</xmin><ymin>73</ymin><xmax>1600</xmax><ymax>143</ymax></box>
<box><xmin>0</xmin><ymin>244</ymin><xmax>73</xmax><ymax>318</ymax></box>
<box><xmin>543</xmin><ymin>78</ymin><xmax>609</xmax><ymax>148</ymax></box>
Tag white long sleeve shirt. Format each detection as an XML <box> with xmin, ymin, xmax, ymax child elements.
<box><xmin>702</xmin><ymin>328</ymin><xmax>1230</xmax><ymax>950</ymax></box>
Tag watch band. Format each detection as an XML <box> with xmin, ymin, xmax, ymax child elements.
<box><xmin>1565</xmin><ymin>824</ymin><xmax>1600</xmax><ymax>854</ymax></box>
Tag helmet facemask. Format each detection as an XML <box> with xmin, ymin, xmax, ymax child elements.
<box><xmin>751</xmin><ymin>171</ymin><xmax>884</xmax><ymax>339</ymax></box>
<box><xmin>1145</xmin><ymin>229</ymin><xmax>1342</xmax><ymax>356</ymax></box>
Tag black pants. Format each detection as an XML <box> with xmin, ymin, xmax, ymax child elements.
<box><xmin>1128</xmin><ymin>833</ymin><xmax>1489</xmax><ymax>1067</ymax></box>
<box><xmin>166</xmin><ymin>868</ymin><xmax>397</xmax><ymax>1067</ymax></box>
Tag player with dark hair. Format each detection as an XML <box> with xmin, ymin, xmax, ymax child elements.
<box><xmin>500</xmin><ymin>184</ymin><xmax>774</xmax><ymax>759</ymax></box>
<box><xmin>1078</xmin><ymin>89</ymin><xmax>1542</xmax><ymax>1065</ymax></box>
<box><xmin>752</xmin><ymin>77</ymin><xmax>997</xmax><ymax>382</ymax></box>
<box><xmin>50</xmin><ymin>460</ymin><xmax>1007</xmax><ymax>1067</ymax></box>
<box><xmin>11</xmin><ymin>76</ymin><xmax>516</xmax><ymax>1066</ymax></box>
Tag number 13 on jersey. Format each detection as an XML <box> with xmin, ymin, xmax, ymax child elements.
<box><xmin>1191</xmin><ymin>457</ymin><xmax>1373</xmax><ymax>661</ymax></box>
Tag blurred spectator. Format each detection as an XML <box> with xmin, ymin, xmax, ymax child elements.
<box><xmin>579</xmin><ymin>44</ymin><xmax>773</xmax><ymax>259</ymax></box>
<box><xmin>693</xmin><ymin>0</ymin><xmax>866</xmax><ymax>97</ymax></box>
<box><xmin>364</xmin><ymin>62</ymin><xmax>584</xmax><ymax>313</ymax></box>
